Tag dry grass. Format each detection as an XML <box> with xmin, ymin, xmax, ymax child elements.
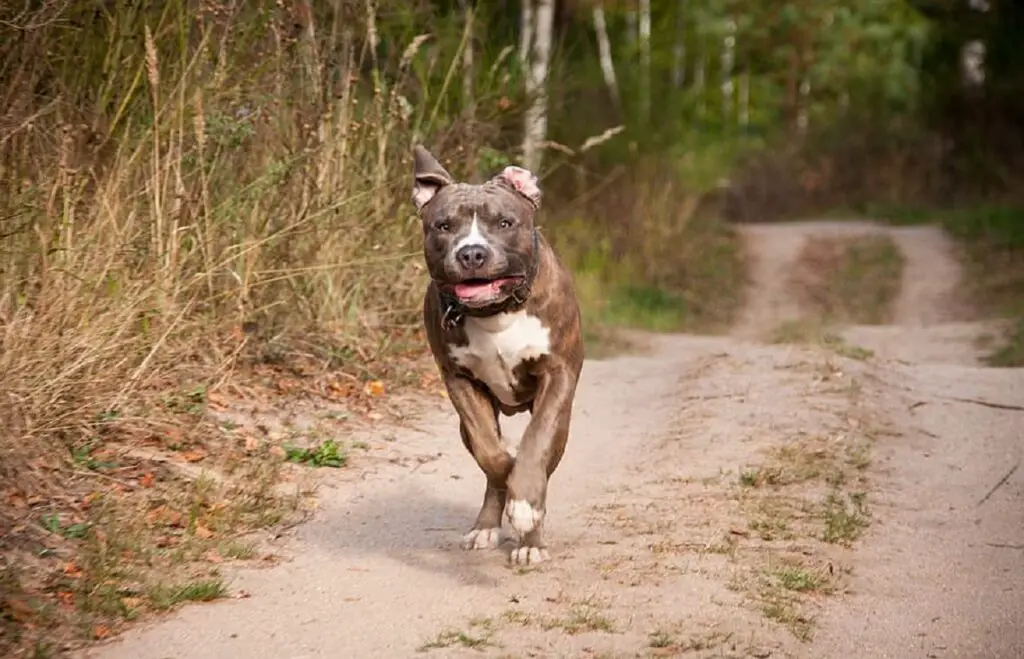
<box><xmin>788</xmin><ymin>235</ymin><xmax>904</xmax><ymax>326</ymax></box>
<box><xmin>549</xmin><ymin>162</ymin><xmax>748</xmax><ymax>339</ymax></box>
<box><xmin>769</xmin><ymin>319</ymin><xmax>875</xmax><ymax>361</ymax></box>
<box><xmin>0</xmin><ymin>2</ymin><xmax>752</xmax><ymax>654</ymax></box>
<box><xmin>0</xmin><ymin>2</ymin><xmax>482</xmax><ymax>654</ymax></box>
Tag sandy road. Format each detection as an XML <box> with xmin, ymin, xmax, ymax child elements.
<box><xmin>83</xmin><ymin>221</ymin><xmax>1023</xmax><ymax>659</ymax></box>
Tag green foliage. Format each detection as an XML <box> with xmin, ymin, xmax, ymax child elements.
<box><xmin>285</xmin><ymin>440</ymin><xmax>347</xmax><ymax>469</ymax></box>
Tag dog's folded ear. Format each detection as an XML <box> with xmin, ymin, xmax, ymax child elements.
<box><xmin>492</xmin><ymin>165</ymin><xmax>542</xmax><ymax>209</ymax></box>
<box><xmin>412</xmin><ymin>145</ymin><xmax>455</xmax><ymax>211</ymax></box>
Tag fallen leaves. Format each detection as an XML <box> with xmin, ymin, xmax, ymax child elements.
<box><xmin>206</xmin><ymin>391</ymin><xmax>228</xmax><ymax>411</ymax></box>
<box><xmin>93</xmin><ymin>624</ymin><xmax>112</xmax><ymax>640</ymax></box>
<box><xmin>363</xmin><ymin>379</ymin><xmax>386</xmax><ymax>397</ymax></box>
<box><xmin>57</xmin><ymin>591</ymin><xmax>76</xmax><ymax>610</ymax></box>
<box><xmin>5</xmin><ymin>490</ymin><xmax>27</xmax><ymax>508</ymax></box>
<box><xmin>180</xmin><ymin>449</ymin><xmax>207</xmax><ymax>463</ymax></box>
<box><xmin>139</xmin><ymin>472</ymin><xmax>156</xmax><ymax>488</ymax></box>
<box><xmin>3</xmin><ymin>597</ymin><xmax>36</xmax><ymax>622</ymax></box>
<box><xmin>146</xmin><ymin>505</ymin><xmax>183</xmax><ymax>528</ymax></box>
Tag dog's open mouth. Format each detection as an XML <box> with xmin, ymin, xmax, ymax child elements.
<box><xmin>452</xmin><ymin>277</ymin><xmax>523</xmax><ymax>304</ymax></box>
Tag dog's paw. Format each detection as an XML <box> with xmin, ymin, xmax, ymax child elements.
<box><xmin>505</xmin><ymin>499</ymin><xmax>543</xmax><ymax>535</ymax></box>
<box><xmin>509</xmin><ymin>545</ymin><xmax>549</xmax><ymax>566</ymax></box>
<box><xmin>461</xmin><ymin>527</ymin><xmax>501</xmax><ymax>550</ymax></box>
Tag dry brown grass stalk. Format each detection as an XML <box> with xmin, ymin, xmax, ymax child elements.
<box><xmin>0</xmin><ymin>2</ymin><xmax>480</xmax><ymax>653</ymax></box>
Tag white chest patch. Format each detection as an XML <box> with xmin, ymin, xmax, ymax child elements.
<box><xmin>449</xmin><ymin>311</ymin><xmax>551</xmax><ymax>407</ymax></box>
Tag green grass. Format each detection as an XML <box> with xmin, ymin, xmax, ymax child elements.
<box><xmin>872</xmin><ymin>204</ymin><xmax>1024</xmax><ymax>364</ymax></box>
<box><xmin>984</xmin><ymin>316</ymin><xmax>1024</xmax><ymax>367</ymax></box>
<box><xmin>148</xmin><ymin>579</ymin><xmax>228</xmax><ymax>611</ymax></box>
<box><xmin>790</xmin><ymin>235</ymin><xmax>904</xmax><ymax>326</ymax></box>
<box><xmin>769</xmin><ymin>319</ymin><xmax>874</xmax><ymax>360</ymax></box>
<box><xmin>560</xmin><ymin>210</ymin><xmax>745</xmax><ymax>342</ymax></box>
<box><xmin>284</xmin><ymin>440</ymin><xmax>347</xmax><ymax>468</ymax></box>
<box><xmin>772</xmin><ymin>566</ymin><xmax>827</xmax><ymax>593</ymax></box>
<box><xmin>821</xmin><ymin>489</ymin><xmax>870</xmax><ymax>545</ymax></box>
<box><xmin>602</xmin><ymin>285</ymin><xmax>690</xmax><ymax>331</ymax></box>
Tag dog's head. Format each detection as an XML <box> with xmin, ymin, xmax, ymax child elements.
<box><xmin>411</xmin><ymin>145</ymin><xmax>542</xmax><ymax>312</ymax></box>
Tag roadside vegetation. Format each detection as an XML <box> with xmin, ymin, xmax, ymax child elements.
<box><xmin>2</xmin><ymin>0</ymin><xmax>1022</xmax><ymax>655</ymax></box>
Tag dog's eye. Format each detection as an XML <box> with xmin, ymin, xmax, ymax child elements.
<box><xmin>434</xmin><ymin>220</ymin><xmax>451</xmax><ymax>232</ymax></box>
<box><xmin>498</xmin><ymin>218</ymin><xmax>514</xmax><ymax>230</ymax></box>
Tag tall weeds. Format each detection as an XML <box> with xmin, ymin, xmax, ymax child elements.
<box><xmin>0</xmin><ymin>0</ymin><xmax>492</xmax><ymax>551</ymax></box>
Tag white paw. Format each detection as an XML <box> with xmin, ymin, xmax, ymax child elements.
<box><xmin>505</xmin><ymin>499</ymin><xmax>543</xmax><ymax>535</ymax></box>
<box><xmin>509</xmin><ymin>545</ymin><xmax>549</xmax><ymax>566</ymax></box>
<box><xmin>461</xmin><ymin>527</ymin><xmax>501</xmax><ymax>550</ymax></box>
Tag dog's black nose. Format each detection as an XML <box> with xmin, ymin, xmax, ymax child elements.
<box><xmin>456</xmin><ymin>245</ymin><xmax>489</xmax><ymax>271</ymax></box>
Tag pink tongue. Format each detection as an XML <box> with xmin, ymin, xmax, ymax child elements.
<box><xmin>454</xmin><ymin>279</ymin><xmax>506</xmax><ymax>301</ymax></box>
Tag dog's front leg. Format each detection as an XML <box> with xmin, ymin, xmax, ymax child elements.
<box><xmin>445</xmin><ymin>374</ymin><xmax>515</xmax><ymax>551</ymax></box>
<box><xmin>504</xmin><ymin>362</ymin><xmax>579</xmax><ymax>564</ymax></box>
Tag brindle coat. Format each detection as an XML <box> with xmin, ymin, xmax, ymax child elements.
<box><xmin>412</xmin><ymin>145</ymin><xmax>584</xmax><ymax>563</ymax></box>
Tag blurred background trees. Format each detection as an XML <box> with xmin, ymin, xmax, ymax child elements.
<box><xmin>0</xmin><ymin>0</ymin><xmax>1020</xmax><ymax>452</ymax></box>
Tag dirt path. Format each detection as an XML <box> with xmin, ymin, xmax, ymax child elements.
<box><xmin>83</xmin><ymin>221</ymin><xmax>1023</xmax><ymax>659</ymax></box>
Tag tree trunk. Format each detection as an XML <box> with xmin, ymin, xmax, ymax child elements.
<box><xmin>695</xmin><ymin>41</ymin><xmax>706</xmax><ymax>120</ymax></box>
<box><xmin>739</xmin><ymin>67</ymin><xmax>750</xmax><ymax>127</ymax></box>
<box><xmin>521</xmin><ymin>0</ymin><xmax>554</xmax><ymax>173</ymax></box>
<box><xmin>721</xmin><ymin>18</ymin><xmax>736</xmax><ymax>125</ymax></box>
<box><xmin>797</xmin><ymin>75</ymin><xmax>811</xmax><ymax>134</ymax></box>
<box><xmin>672</xmin><ymin>0</ymin><xmax>686</xmax><ymax>88</ymax></box>
<box><xmin>639</xmin><ymin>0</ymin><xmax>652</xmax><ymax>123</ymax></box>
<box><xmin>519</xmin><ymin>0</ymin><xmax>534</xmax><ymax>67</ymax></box>
<box><xmin>460</xmin><ymin>1</ymin><xmax>477</xmax><ymax>177</ymax></box>
<box><xmin>592</xmin><ymin>3</ymin><xmax>621</xmax><ymax>112</ymax></box>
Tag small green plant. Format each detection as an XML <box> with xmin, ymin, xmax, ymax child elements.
<box><xmin>284</xmin><ymin>439</ymin><xmax>347</xmax><ymax>468</ymax></box>
<box><xmin>148</xmin><ymin>579</ymin><xmax>227</xmax><ymax>610</ymax></box>
<box><xmin>773</xmin><ymin>566</ymin><xmax>826</xmax><ymax>593</ymax></box>
<box><xmin>985</xmin><ymin>316</ymin><xmax>1024</xmax><ymax>367</ymax></box>
<box><xmin>761</xmin><ymin>594</ymin><xmax>813</xmax><ymax>641</ymax></box>
<box><xmin>70</xmin><ymin>444</ymin><xmax>118</xmax><ymax>471</ymax></box>
<box><xmin>417</xmin><ymin>623</ymin><xmax>493</xmax><ymax>652</ymax></box>
<box><xmin>822</xmin><ymin>489</ymin><xmax>870</xmax><ymax>545</ymax></box>
<box><xmin>649</xmin><ymin>629</ymin><xmax>675</xmax><ymax>648</ymax></box>
<box><xmin>39</xmin><ymin>514</ymin><xmax>92</xmax><ymax>540</ymax></box>
<box><xmin>553</xmin><ymin>600</ymin><xmax>616</xmax><ymax>635</ymax></box>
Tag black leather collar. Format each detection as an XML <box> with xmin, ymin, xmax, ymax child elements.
<box><xmin>437</xmin><ymin>229</ymin><xmax>541</xmax><ymax>331</ymax></box>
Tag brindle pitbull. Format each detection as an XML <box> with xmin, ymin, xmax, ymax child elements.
<box><xmin>411</xmin><ymin>145</ymin><xmax>584</xmax><ymax>565</ymax></box>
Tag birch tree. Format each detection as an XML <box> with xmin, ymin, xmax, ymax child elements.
<box><xmin>639</xmin><ymin>0</ymin><xmax>652</xmax><ymax>123</ymax></box>
<box><xmin>592</xmin><ymin>2</ymin><xmax>621</xmax><ymax>112</ymax></box>
<box><xmin>520</xmin><ymin>0</ymin><xmax>555</xmax><ymax>173</ymax></box>
<box><xmin>673</xmin><ymin>0</ymin><xmax>686</xmax><ymax>88</ymax></box>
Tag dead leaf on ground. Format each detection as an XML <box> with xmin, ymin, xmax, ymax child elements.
<box><xmin>364</xmin><ymin>380</ymin><xmax>386</xmax><ymax>397</ymax></box>
<box><xmin>139</xmin><ymin>472</ymin><xmax>155</xmax><ymax>488</ymax></box>
<box><xmin>58</xmin><ymin>591</ymin><xmax>75</xmax><ymax>610</ymax></box>
<box><xmin>122</xmin><ymin>596</ymin><xmax>143</xmax><ymax>611</ymax></box>
<box><xmin>146</xmin><ymin>506</ymin><xmax>183</xmax><ymax>528</ymax></box>
<box><xmin>5</xmin><ymin>491</ymin><xmax>27</xmax><ymax>508</ymax></box>
<box><xmin>93</xmin><ymin>624</ymin><xmax>112</xmax><ymax>639</ymax></box>
<box><xmin>181</xmin><ymin>449</ymin><xmax>207</xmax><ymax>463</ymax></box>
<box><xmin>207</xmin><ymin>391</ymin><xmax>228</xmax><ymax>411</ymax></box>
<box><xmin>3</xmin><ymin>597</ymin><xmax>35</xmax><ymax>622</ymax></box>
